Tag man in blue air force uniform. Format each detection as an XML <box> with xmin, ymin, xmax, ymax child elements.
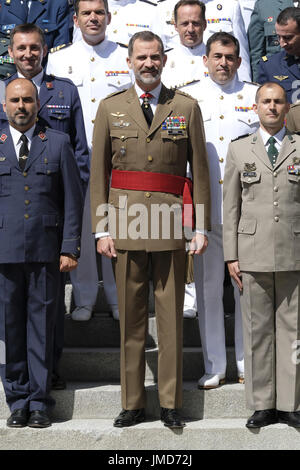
<box><xmin>0</xmin><ymin>0</ymin><xmax>71</xmax><ymax>50</ymax></box>
<box><xmin>0</xmin><ymin>78</ymin><xmax>83</xmax><ymax>429</ymax></box>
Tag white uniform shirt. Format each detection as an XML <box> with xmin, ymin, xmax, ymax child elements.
<box><xmin>46</xmin><ymin>38</ymin><xmax>133</xmax><ymax>149</ymax></box>
<box><xmin>238</xmin><ymin>0</ymin><xmax>255</xmax><ymax>31</ymax></box>
<box><xmin>162</xmin><ymin>42</ymin><xmax>206</xmax><ymax>92</ymax></box>
<box><xmin>191</xmin><ymin>75</ymin><xmax>259</xmax><ymax>224</ymax></box>
<box><xmin>107</xmin><ymin>0</ymin><xmax>164</xmax><ymax>46</ymax></box>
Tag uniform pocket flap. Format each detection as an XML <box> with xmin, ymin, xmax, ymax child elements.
<box><xmin>240</xmin><ymin>171</ymin><xmax>261</xmax><ymax>184</ymax></box>
<box><xmin>237</xmin><ymin>112</ymin><xmax>259</xmax><ymax>126</ymax></box>
<box><xmin>109</xmin><ymin>191</ymin><xmax>128</xmax><ymax>208</ymax></box>
<box><xmin>110</xmin><ymin>130</ymin><xmax>138</xmax><ymax>140</ymax></box>
<box><xmin>0</xmin><ymin>215</ymin><xmax>4</xmax><ymax>228</ymax></box>
<box><xmin>293</xmin><ymin>220</ymin><xmax>300</xmax><ymax>234</ymax></box>
<box><xmin>106</xmin><ymin>74</ymin><xmax>131</xmax><ymax>88</ymax></box>
<box><xmin>160</xmin><ymin>130</ymin><xmax>188</xmax><ymax>140</ymax></box>
<box><xmin>39</xmin><ymin>22</ymin><xmax>57</xmax><ymax>33</ymax></box>
<box><xmin>36</xmin><ymin>163</ymin><xmax>59</xmax><ymax>174</ymax></box>
<box><xmin>0</xmin><ymin>165</ymin><xmax>11</xmax><ymax>176</ymax></box>
<box><xmin>238</xmin><ymin>218</ymin><xmax>257</xmax><ymax>234</ymax></box>
<box><xmin>43</xmin><ymin>214</ymin><xmax>58</xmax><ymax>227</ymax></box>
<box><xmin>264</xmin><ymin>22</ymin><xmax>276</xmax><ymax>35</ymax></box>
<box><xmin>288</xmin><ymin>173</ymin><xmax>300</xmax><ymax>182</ymax></box>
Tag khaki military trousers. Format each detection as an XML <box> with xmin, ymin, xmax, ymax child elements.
<box><xmin>240</xmin><ymin>271</ymin><xmax>300</xmax><ymax>411</ymax></box>
<box><xmin>113</xmin><ymin>249</ymin><xmax>186</xmax><ymax>410</ymax></box>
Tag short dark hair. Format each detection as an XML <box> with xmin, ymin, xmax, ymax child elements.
<box><xmin>128</xmin><ymin>31</ymin><xmax>165</xmax><ymax>57</ymax></box>
<box><xmin>206</xmin><ymin>32</ymin><xmax>240</xmax><ymax>58</ymax></box>
<box><xmin>10</xmin><ymin>23</ymin><xmax>46</xmax><ymax>48</ymax></box>
<box><xmin>174</xmin><ymin>0</ymin><xmax>206</xmax><ymax>24</ymax></box>
<box><xmin>276</xmin><ymin>7</ymin><xmax>300</xmax><ymax>31</ymax></box>
<box><xmin>74</xmin><ymin>0</ymin><xmax>109</xmax><ymax>16</ymax></box>
<box><xmin>255</xmin><ymin>82</ymin><xmax>288</xmax><ymax>103</ymax></box>
<box><xmin>6</xmin><ymin>77</ymin><xmax>39</xmax><ymax>101</ymax></box>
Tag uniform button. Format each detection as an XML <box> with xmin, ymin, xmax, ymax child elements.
<box><xmin>274</xmin><ymin>186</ymin><xmax>278</xmax><ymax>192</ymax></box>
<box><xmin>220</xmin><ymin>115</ymin><xmax>224</xmax><ymax>119</ymax></box>
<box><xmin>23</xmin><ymin>171</ymin><xmax>27</xmax><ymax>177</ymax></box>
<box><xmin>90</xmin><ymin>57</ymin><xmax>95</xmax><ymax>62</ymax></box>
<box><xmin>274</xmin><ymin>201</ymin><xmax>278</xmax><ymax>206</ymax></box>
<box><xmin>240</xmin><ymin>227</ymin><xmax>244</xmax><ymax>232</ymax></box>
<box><xmin>121</xmin><ymin>135</ymin><xmax>125</xmax><ymax>141</ymax></box>
<box><xmin>148</xmin><ymin>155</ymin><xmax>153</xmax><ymax>162</ymax></box>
<box><xmin>92</xmin><ymin>119</ymin><xmax>95</xmax><ymax>124</ymax></box>
<box><xmin>47</xmin><ymin>170</ymin><xmax>51</xmax><ymax>175</ymax></box>
<box><xmin>25</xmin><ymin>200</ymin><xmax>30</xmax><ymax>205</ymax></box>
<box><xmin>274</xmin><ymin>216</ymin><xmax>279</xmax><ymax>222</ymax></box>
<box><xmin>173</xmin><ymin>136</ymin><xmax>177</xmax><ymax>141</ymax></box>
<box><xmin>219</xmin><ymin>136</ymin><xmax>224</xmax><ymax>141</ymax></box>
<box><xmin>91</xmin><ymin>77</ymin><xmax>95</xmax><ymax>82</ymax></box>
<box><xmin>145</xmin><ymin>192</ymin><xmax>151</xmax><ymax>198</ymax></box>
<box><xmin>219</xmin><ymin>157</ymin><xmax>224</xmax><ymax>163</ymax></box>
<box><xmin>24</xmin><ymin>185</ymin><xmax>29</xmax><ymax>191</ymax></box>
<box><xmin>247</xmin><ymin>178</ymin><xmax>252</xmax><ymax>182</ymax></box>
<box><xmin>24</xmin><ymin>214</ymin><xmax>29</xmax><ymax>219</ymax></box>
<box><xmin>91</xmin><ymin>98</ymin><xmax>96</xmax><ymax>103</ymax></box>
<box><xmin>273</xmin><ymin>171</ymin><xmax>278</xmax><ymax>177</ymax></box>
<box><xmin>220</xmin><ymin>95</ymin><xmax>224</xmax><ymax>100</ymax></box>
<box><xmin>113</xmin><ymin>29</ymin><xmax>118</xmax><ymax>33</ymax></box>
<box><xmin>219</xmin><ymin>179</ymin><xmax>223</xmax><ymax>184</ymax></box>
<box><xmin>146</xmin><ymin>137</ymin><xmax>151</xmax><ymax>143</ymax></box>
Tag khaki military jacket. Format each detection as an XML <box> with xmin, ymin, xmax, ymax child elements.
<box><xmin>223</xmin><ymin>129</ymin><xmax>300</xmax><ymax>271</ymax></box>
<box><xmin>286</xmin><ymin>103</ymin><xmax>300</xmax><ymax>133</ymax></box>
<box><xmin>90</xmin><ymin>84</ymin><xmax>211</xmax><ymax>251</ymax></box>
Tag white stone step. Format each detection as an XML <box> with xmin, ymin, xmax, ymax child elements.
<box><xmin>0</xmin><ymin>382</ymin><xmax>247</xmax><ymax>420</ymax></box>
<box><xmin>0</xmin><ymin>418</ymin><xmax>299</xmax><ymax>450</ymax></box>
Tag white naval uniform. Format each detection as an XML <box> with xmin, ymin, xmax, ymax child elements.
<box><xmin>107</xmin><ymin>0</ymin><xmax>164</xmax><ymax>47</ymax></box>
<box><xmin>238</xmin><ymin>0</ymin><xmax>255</xmax><ymax>31</ymax></box>
<box><xmin>162</xmin><ymin>42</ymin><xmax>206</xmax><ymax>91</ymax></box>
<box><xmin>162</xmin><ymin>42</ymin><xmax>206</xmax><ymax>314</ymax></box>
<box><xmin>191</xmin><ymin>75</ymin><xmax>259</xmax><ymax>375</ymax></box>
<box><xmin>47</xmin><ymin>38</ymin><xmax>133</xmax><ymax>312</ymax></box>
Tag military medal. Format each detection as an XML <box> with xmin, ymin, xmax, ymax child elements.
<box><xmin>217</xmin><ymin>4</ymin><xmax>222</xmax><ymax>10</ymax></box>
<box><xmin>235</xmin><ymin>106</ymin><xmax>253</xmax><ymax>112</ymax></box>
<box><xmin>267</xmin><ymin>17</ymin><xmax>273</xmax><ymax>22</ymax></box>
<box><xmin>293</xmin><ymin>157</ymin><xmax>300</xmax><ymax>164</ymax></box>
<box><xmin>120</xmin><ymin>147</ymin><xmax>126</xmax><ymax>157</ymax></box>
<box><xmin>162</xmin><ymin>116</ymin><xmax>187</xmax><ymax>135</ymax></box>
<box><xmin>112</xmin><ymin>121</ymin><xmax>130</xmax><ymax>128</ymax></box>
<box><xmin>288</xmin><ymin>164</ymin><xmax>300</xmax><ymax>175</ymax></box>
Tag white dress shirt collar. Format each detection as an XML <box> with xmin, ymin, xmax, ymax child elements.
<box><xmin>259</xmin><ymin>126</ymin><xmax>286</xmax><ymax>148</ymax></box>
<box><xmin>134</xmin><ymin>81</ymin><xmax>162</xmax><ymax>104</ymax></box>
<box><xmin>9</xmin><ymin>123</ymin><xmax>35</xmax><ymax>153</ymax></box>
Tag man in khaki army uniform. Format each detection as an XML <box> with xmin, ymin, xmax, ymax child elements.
<box><xmin>223</xmin><ymin>82</ymin><xmax>300</xmax><ymax>428</ymax></box>
<box><xmin>90</xmin><ymin>30</ymin><xmax>211</xmax><ymax>428</ymax></box>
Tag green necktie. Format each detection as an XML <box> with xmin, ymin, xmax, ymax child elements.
<box><xmin>267</xmin><ymin>136</ymin><xmax>278</xmax><ymax>167</ymax></box>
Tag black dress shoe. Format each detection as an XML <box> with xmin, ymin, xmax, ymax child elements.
<box><xmin>160</xmin><ymin>408</ymin><xmax>186</xmax><ymax>428</ymax></box>
<box><xmin>28</xmin><ymin>410</ymin><xmax>51</xmax><ymax>428</ymax></box>
<box><xmin>246</xmin><ymin>409</ymin><xmax>278</xmax><ymax>428</ymax></box>
<box><xmin>278</xmin><ymin>411</ymin><xmax>300</xmax><ymax>428</ymax></box>
<box><xmin>7</xmin><ymin>409</ymin><xmax>29</xmax><ymax>428</ymax></box>
<box><xmin>113</xmin><ymin>409</ymin><xmax>145</xmax><ymax>427</ymax></box>
<box><xmin>51</xmin><ymin>373</ymin><xmax>66</xmax><ymax>390</ymax></box>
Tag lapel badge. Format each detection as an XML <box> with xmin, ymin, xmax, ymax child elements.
<box><xmin>38</xmin><ymin>131</ymin><xmax>46</xmax><ymax>141</ymax></box>
<box><xmin>46</xmin><ymin>82</ymin><xmax>54</xmax><ymax>89</ymax></box>
<box><xmin>267</xmin><ymin>16</ymin><xmax>273</xmax><ymax>22</ymax></box>
<box><xmin>217</xmin><ymin>4</ymin><xmax>222</xmax><ymax>10</ymax></box>
<box><xmin>273</xmin><ymin>75</ymin><xmax>289</xmax><ymax>81</ymax></box>
<box><xmin>293</xmin><ymin>156</ymin><xmax>300</xmax><ymax>164</ymax></box>
<box><xmin>0</xmin><ymin>157</ymin><xmax>5</xmax><ymax>161</ymax></box>
<box><xmin>0</xmin><ymin>133</ymin><xmax>7</xmax><ymax>142</ymax></box>
<box><xmin>244</xmin><ymin>162</ymin><xmax>256</xmax><ymax>172</ymax></box>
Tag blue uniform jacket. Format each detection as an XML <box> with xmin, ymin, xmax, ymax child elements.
<box><xmin>0</xmin><ymin>124</ymin><xmax>83</xmax><ymax>264</ymax></box>
<box><xmin>257</xmin><ymin>50</ymin><xmax>300</xmax><ymax>103</ymax></box>
<box><xmin>0</xmin><ymin>72</ymin><xmax>90</xmax><ymax>183</ymax></box>
<box><xmin>0</xmin><ymin>0</ymin><xmax>70</xmax><ymax>49</ymax></box>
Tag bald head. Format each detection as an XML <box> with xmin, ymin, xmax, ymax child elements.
<box><xmin>4</xmin><ymin>78</ymin><xmax>40</xmax><ymax>132</ymax></box>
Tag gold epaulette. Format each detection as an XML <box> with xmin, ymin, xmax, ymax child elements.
<box><xmin>50</xmin><ymin>43</ymin><xmax>71</xmax><ymax>53</ymax></box>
